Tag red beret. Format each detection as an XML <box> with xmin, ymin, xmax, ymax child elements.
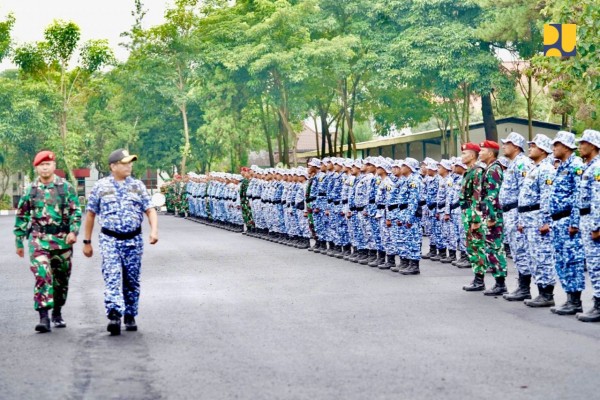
<box><xmin>240</xmin><ymin>167</ymin><xmax>250</xmax><ymax>173</ymax></box>
<box><xmin>461</xmin><ymin>143</ymin><xmax>481</xmax><ymax>153</ymax></box>
<box><xmin>33</xmin><ymin>151</ymin><xmax>56</xmax><ymax>167</ymax></box>
<box><xmin>480</xmin><ymin>140</ymin><xmax>500</xmax><ymax>150</ymax></box>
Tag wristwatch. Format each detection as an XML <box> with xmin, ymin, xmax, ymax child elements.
<box><xmin>83</xmin><ymin>239</ymin><xmax>92</xmax><ymax>245</ymax></box>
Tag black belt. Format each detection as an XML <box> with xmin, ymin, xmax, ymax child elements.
<box><xmin>101</xmin><ymin>227</ymin><xmax>141</xmax><ymax>240</ymax></box>
<box><xmin>518</xmin><ymin>204</ymin><xmax>540</xmax><ymax>213</ymax></box>
<box><xmin>327</xmin><ymin>200</ymin><xmax>333</xmax><ymax>204</ymax></box>
<box><xmin>307</xmin><ymin>197</ymin><xmax>316</xmax><ymax>202</ymax></box>
<box><xmin>377</xmin><ymin>204</ymin><xmax>386</xmax><ymax>210</ymax></box>
<box><xmin>318</xmin><ymin>192</ymin><xmax>326</xmax><ymax>195</ymax></box>
<box><xmin>355</xmin><ymin>206</ymin><xmax>365</xmax><ymax>212</ymax></box>
<box><xmin>399</xmin><ymin>204</ymin><xmax>408</xmax><ymax>211</ymax></box>
<box><xmin>450</xmin><ymin>202</ymin><xmax>460</xmax><ymax>210</ymax></box>
<box><xmin>388</xmin><ymin>204</ymin><xmax>399</xmax><ymax>211</ymax></box>
<box><xmin>350</xmin><ymin>206</ymin><xmax>357</xmax><ymax>211</ymax></box>
<box><xmin>580</xmin><ymin>207</ymin><xmax>591</xmax><ymax>216</ymax></box>
<box><xmin>333</xmin><ymin>201</ymin><xmax>341</xmax><ymax>206</ymax></box>
<box><xmin>342</xmin><ymin>200</ymin><xmax>349</xmax><ymax>204</ymax></box>
<box><xmin>427</xmin><ymin>203</ymin><xmax>437</xmax><ymax>210</ymax></box>
<box><xmin>502</xmin><ymin>202</ymin><xmax>518</xmax><ymax>212</ymax></box>
<box><xmin>460</xmin><ymin>203</ymin><xmax>469</xmax><ymax>210</ymax></box>
<box><xmin>32</xmin><ymin>224</ymin><xmax>69</xmax><ymax>235</ymax></box>
<box><xmin>419</xmin><ymin>200</ymin><xmax>426</xmax><ymax>207</ymax></box>
<box><xmin>369</xmin><ymin>199</ymin><xmax>376</xmax><ymax>204</ymax></box>
<box><xmin>551</xmin><ymin>209</ymin><xmax>572</xmax><ymax>221</ymax></box>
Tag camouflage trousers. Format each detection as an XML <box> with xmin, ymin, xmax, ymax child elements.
<box><xmin>552</xmin><ymin>217</ymin><xmax>586</xmax><ymax>293</ymax></box>
<box><xmin>463</xmin><ymin>217</ymin><xmax>507</xmax><ymax>278</ymax></box>
<box><xmin>100</xmin><ymin>234</ymin><xmax>144</xmax><ymax>317</ymax></box>
<box><xmin>29</xmin><ymin>244</ymin><xmax>73</xmax><ymax>310</ymax></box>
<box><xmin>581</xmin><ymin>214</ymin><xmax>600</xmax><ymax>297</ymax></box>
<box><xmin>241</xmin><ymin>201</ymin><xmax>254</xmax><ymax>227</ymax></box>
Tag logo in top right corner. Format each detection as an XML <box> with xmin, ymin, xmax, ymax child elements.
<box><xmin>544</xmin><ymin>24</ymin><xmax>576</xmax><ymax>57</ymax></box>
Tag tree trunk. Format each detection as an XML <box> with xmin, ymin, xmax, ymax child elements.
<box><xmin>312</xmin><ymin>115</ymin><xmax>320</xmax><ymax>158</ymax></box>
<box><xmin>179</xmin><ymin>102</ymin><xmax>190</xmax><ymax>175</ymax></box>
<box><xmin>527</xmin><ymin>74</ymin><xmax>534</xmax><ymax>140</ymax></box>
<box><xmin>259</xmin><ymin>99</ymin><xmax>275</xmax><ymax>167</ymax></box>
<box><xmin>481</xmin><ymin>92</ymin><xmax>498</xmax><ymax>141</ymax></box>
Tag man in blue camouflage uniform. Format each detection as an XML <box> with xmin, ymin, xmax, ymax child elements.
<box><xmin>312</xmin><ymin>159</ymin><xmax>329</xmax><ymax>253</ymax></box>
<box><xmin>448</xmin><ymin>157</ymin><xmax>469</xmax><ymax>267</ymax></box>
<box><xmin>351</xmin><ymin>159</ymin><xmax>374</xmax><ymax>263</ymax></box>
<box><xmin>420</xmin><ymin>158</ymin><xmax>434</xmax><ymax>238</ymax></box>
<box><xmin>370</xmin><ymin>159</ymin><xmax>392</xmax><ymax>268</ymax></box>
<box><xmin>516</xmin><ymin>134</ymin><xmax>558</xmax><ymax>307</ymax></box>
<box><xmin>499</xmin><ymin>133</ymin><xmax>535</xmax><ymax>301</ymax></box>
<box><xmin>436</xmin><ymin>159</ymin><xmax>455</xmax><ymax>263</ymax></box>
<box><xmin>345</xmin><ymin>160</ymin><xmax>365</xmax><ymax>261</ymax></box>
<box><xmin>424</xmin><ymin>161</ymin><xmax>443</xmax><ymax>261</ymax></box>
<box><xmin>83</xmin><ymin>149</ymin><xmax>158</xmax><ymax>335</ymax></box>
<box><xmin>325</xmin><ymin>159</ymin><xmax>345</xmax><ymax>256</ymax></box>
<box><xmin>575</xmin><ymin>130</ymin><xmax>600</xmax><ymax>322</ymax></box>
<box><xmin>548</xmin><ymin>131</ymin><xmax>586</xmax><ymax>316</ymax></box>
<box><xmin>393</xmin><ymin>158</ymin><xmax>423</xmax><ymax>275</ymax></box>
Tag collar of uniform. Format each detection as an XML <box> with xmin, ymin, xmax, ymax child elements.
<box><xmin>35</xmin><ymin>175</ymin><xmax>61</xmax><ymax>189</ymax></box>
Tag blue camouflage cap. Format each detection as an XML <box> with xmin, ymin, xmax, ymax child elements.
<box><xmin>501</xmin><ymin>132</ymin><xmax>526</xmax><ymax>150</ymax></box>
<box><xmin>576</xmin><ymin>129</ymin><xmax>600</xmax><ymax>149</ymax></box>
<box><xmin>528</xmin><ymin>133</ymin><xmax>553</xmax><ymax>154</ymax></box>
<box><xmin>308</xmin><ymin>158</ymin><xmax>321</xmax><ymax>167</ymax></box>
<box><xmin>552</xmin><ymin>130</ymin><xmax>577</xmax><ymax>150</ymax></box>
<box><xmin>404</xmin><ymin>158</ymin><xmax>419</xmax><ymax>172</ymax></box>
<box><xmin>439</xmin><ymin>159</ymin><xmax>453</xmax><ymax>170</ymax></box>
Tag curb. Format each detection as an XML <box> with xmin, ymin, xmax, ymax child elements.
<box><xmin>0</xmin><ymin>210</ymin><xmax>16</xmax><ymax>216</ymax></box>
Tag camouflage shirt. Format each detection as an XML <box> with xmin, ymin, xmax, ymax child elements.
<box><xmin>14</xmin><ymin>176</ymin><xmax>82</xmax><ymax>250</ymax></box>
<box><xmin>460</xmin><ymin>164</ymin><xmax>484</xmax><ymax>224</ymax></box>
<box><xmin>480</xmin><ymin>160</ymin><xmax>504</xmax><ymax>222</ymax></box>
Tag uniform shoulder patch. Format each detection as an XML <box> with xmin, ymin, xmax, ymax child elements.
<box><xmin>409</xmin><ymin>182</ymin><xmax>417</xmax><ymax>188</ymax></box>
<box><xmin>521</xmin><ymin>171</ymin><xmax>527</xmax><ymax>177</ymax></box>
<box><xmin>545</xmin><ymin>179</ymin><xmax>553</xmax><ymax>185</ymax></box>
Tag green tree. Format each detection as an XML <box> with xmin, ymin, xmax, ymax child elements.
<box><xmin>12</xmin><ymin>20</ymin><xmax>114</xmax><ymax>184</ymax></box>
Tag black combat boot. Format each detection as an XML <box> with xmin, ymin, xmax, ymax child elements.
<box><xmin>51</xmin><ymin>306</ymin><xmax>66</xmax><ymax>328</ymax></box>
<box><xmin>313</xmin><ymin>241</ymin><xmax>325</xmax><ymax>253</ymax></box>
<box><xmin>359</xmin><ymin>250</ymin><xmax>377</xmax><ymax>265</ymax></box>
<box><xmin>400</xmin><ymin>259</ymin><xmax>420</xmax><ymax>275</ymax></box>
<box><xmin>422</xmin><ymin>245</ymin><xmax>436</xmax><ymax>259</ymax></box>
<box><xmin>503</xmin><ymin>274</ymin><xmax>532</xmax><ymax>301</ymax></box>
<box><xmin>483</xmin><ymin>276</ymin><xmax>508</xmax><ymax>296</ymax></box>
<box><xmin>576</xmin><ymin>296</ymin><xmax>600</xmax><ymax>323</ymax></box>
<box><xmin>525</xmin><ymin>285</ymin><xmax>555</xmax><ymax>307</ymax></box>
<box><xmin>551</xmin><ymin>291</ymin><xmax>583</xmax><ymax>315</ymax></box>
<box><xmin>455</xmin><ymin>253</ymin><xmax>471</xmax><ymax>269</ymax></box>
<box><xmin>368</xmin><ymin>250</ymin><xmax>385</xmax><ymax>267</ymax></box>
<box><xmin>440</xmin><ymin>250</ymin><xmax>457</xmax><ymax>264</ymax></box>
<box><xmin>353</xmin><ymin>249</ymin><xmax>369</xmax><ymax>263</ymax></box>
<box><xmin>343</xmin><ymin>246</ymin><xmax>356</xmax><ymax>260</ymax></box>
<box><xmin>296</xmin><ymin>238</ymin><xmax>310</xmax><ymax>249</ymax></box>
<box><xmin>107</xmin><ymin>309</ymin><xmax>122</xmax><ymax>336</ymax></box>
<box><xmin>124</xmin><ymin>314</ymin><xmax>138</xmax><ymax>332</ymax></box>
<box><xmin>378</xmin><ymin>254</ymin><xmax>394</xmax><ymax>270</ymax></box>
<box><xmin>463</xmin><ymin>274</ymin><xmax>485</xmax><ymax>291</ymax></box>
<box><xmin>430</xmin><ymin>248</ymin><xmax>446</xmax><ymax>262</ymax></box>
<box><xmin>35</xmin><ymin>308</ymin><xmax>51</xmax><ymax>333</ymax></box>
<box><xmin>335</xmin><ymin>244</ymin><xmax>349</xmax><ymax>259</ymax></box>
<box><xmin>393</xmin><ymin>258</ymin><xmax>410</xmax><ymax>273</ymax></box>
<box><xmin>327</xmin><ymin>244</ymin><xmax>341</xmax><ymax>257</ymax></box>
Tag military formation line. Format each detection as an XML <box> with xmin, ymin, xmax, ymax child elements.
<box><xmin>162</xmin><ymin>129</ymin><xmax>600</xmax><ymax>324</ymax></box>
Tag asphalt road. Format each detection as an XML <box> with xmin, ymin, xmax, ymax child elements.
<box><xmin>1</xmin><ymin>214</ymin><xmax>599</xmax><ymax>400</ymax></box>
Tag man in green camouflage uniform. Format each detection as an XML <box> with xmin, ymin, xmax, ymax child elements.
<box><xmin>14</xmin><ymin>151</ymin><xmax>81</xmax><ymax>333</ymax></box>
<box><xmin>460</xmin><ymin>143</ymin><xmax>487</xmax><ymax>292</ymax></box>
<box><xmin>477</xmin><ymin>140</ymin><xmax>508</xmax><ymax>296</ymax></box>
<box><xmin>240</xmin><ymin>167</ymin><xmax>254</xmax><ymax>231</ymax></box>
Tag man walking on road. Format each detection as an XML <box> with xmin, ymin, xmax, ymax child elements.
<box><xmin>14</xmin><ymin>150</ymin><xmax>81</xmax><ymax>333</ymax></box>
<box><xmin>82</xmin><ymin>149</ymin><xmax>158</xmax><ymax>335</ymax></box>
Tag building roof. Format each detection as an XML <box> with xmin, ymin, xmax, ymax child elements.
<box><xmin>297</xmin><ymin>117</ymin><xmax>561</xmax><ymax>159</ymax></box>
